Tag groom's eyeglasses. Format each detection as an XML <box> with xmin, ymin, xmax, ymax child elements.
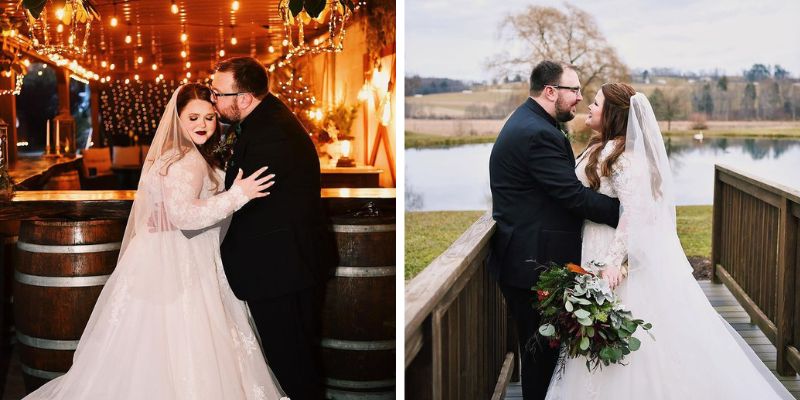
<box><xmin>545</xmin><ymin>84</ymin><xmax>582</xmax><ymax>96</ymax></box>
<box><xmin>209</xmin><ymin>90</ymin><xmax>248</xmax><ymax>102</ymax></box>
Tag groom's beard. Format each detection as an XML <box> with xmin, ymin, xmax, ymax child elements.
<box><xmin>555</xmin><ymin>94</ymin><xmax>577</xmax><ymax>123</ymax></box>
<box><xmin>217</xmin><ymin>102</ymin><xmax>242</xmax><ymax>124</ymax></box>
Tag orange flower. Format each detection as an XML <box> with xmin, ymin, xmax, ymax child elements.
<box><xmin>567</xmin><ymin>263</ymin><xmax>590</xmax><ymax>275</ymax></box>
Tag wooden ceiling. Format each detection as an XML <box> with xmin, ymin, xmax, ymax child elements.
<box><xmin>1</xmin><ymin>0</ymin><xmax>336</xmax><ymax>78</ymax></box>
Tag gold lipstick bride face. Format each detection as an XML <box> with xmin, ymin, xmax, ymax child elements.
<box><xmin>178</xmin><ymin>99</ymin><xmax>218</xmax><ymax>145</ymax></box>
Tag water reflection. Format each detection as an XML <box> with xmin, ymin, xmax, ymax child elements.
<box><xmin>406</xmin><ymin>138</ymin><xmax>800</xmax><ymax>211</ymax></box>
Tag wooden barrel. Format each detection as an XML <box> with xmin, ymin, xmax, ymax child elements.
<box><xmin>13</xmin><ymin>219</ymin><xmax>124</xmax><ymax>392</ymax></box>
<box><xmin>322</xmin><ymin>213</ymin><xmax>396</xmax><ymax>399</ymax></box>
<box><xmin>43</xmin><ymin>170</ymin><xmax>81</xmax><ymax>190</ymax></box>
<box><xmin>0</xmin><ymin>220</ymin><xmax>20</xmax><ymax>350</ymax></box>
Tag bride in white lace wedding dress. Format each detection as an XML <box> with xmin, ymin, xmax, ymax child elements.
<box><xmin>545</xmin><ymin>84</ymin><xmax>793</xmax><ymax>399</ymax></box>
<box><xmin>24</xmin><ymin>84</ymin><xmax>288</xmax><ymax>400</ymax></box>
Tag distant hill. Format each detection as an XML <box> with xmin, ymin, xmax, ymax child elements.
<box><xmin>405</xmin><ymin>76</ymin><xmax>471</xmax><ymax>96</ymax></box>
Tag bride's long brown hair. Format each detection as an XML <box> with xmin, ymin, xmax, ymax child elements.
<box><xmin>583</xmin><ymin>83</ymin><xmax>637</xmax><ymax>190</ymax></box>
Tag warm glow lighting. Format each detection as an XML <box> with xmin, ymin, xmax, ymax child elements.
<box><xmin>37</xmin><ymin>71</ymin><xmax>43</xmax><ymax>76</ymax></box>
<box><xmin>185</xmin><ymin>61</ymin><xmax>191</xmax><ymax>68</ymax></box>
<box><xmin>158</xmin><ymin>73</ymin><xmax>164</xmax><ymax>79</ymax></box>
<box><xmin>110</xmin><ymin>16</ymin><xmax>118</xmax><ymax>27</ymax></box>
<box><xmin>125</xmin><ymin>78</ymin><xmax>130</xmax><ymax>84</ymax></box>
<box><xmin>151</xmin><ymin>63</ymin><xmax>158</xmax><ymax>70</ymax></box>
<box><xmin>180</xmin><ymin>50</ymin><xmax>187</xmax><ymax>58</ymax></box>
<box><xmin>22</xmin><ymin>59</ymin><xmax>30</xmax><ymax>67</ymax></box>
<box><xmin>341</xmin><ymin>140</ymin><xmax>352</xmax><ymax>157</ymax></box>
<box><xmin>106</xmin><ymin>76</ymin><xmax>111</xmax><ymax>81</ymax></box>
<box><xmin>381</xmin><ymin>97</ymin><xmax>391</xmax><ymax>126</ymax></box>
<box><xmin>231</xmin><ymin>1</ymin><xmax>240</xmax><ymax>11</ymax></box>
<box><xmin>125</xmin><ymin>34</ymin><xmax>132</xmax><ymax>44</ymax></box>
<box><xmin>186</xmin><ymin>72</ymin><xmax>191</xmax><ymax>78</ymax></box>
<box><xmin>180</xmin><ymin>32</ymin><xmax>188</xmax><ymax>42</ymax></box>
<box><xmin>281</xmin><ymin>39</ymin><xmax>288</xmax><ymax>46</ymax></box>
<box><xmin>219</xmin><ymin>49</ymin><xmax>226</xmax><ymax>57</ymax></box>
<box><xmin>134</xmin><ymin>74</ymin><xmax>139</xmax><ymax>80</ymax></box>
<box><xmin>268</xmin><ymin>45</ymin><xmax>275</xmax><ymax>53</ymax></box>
<box><xmin>357</xmin><ymin>84</ymin><xmax>370</xmax><ymax>102</ymax></box>
<box><xmin>101</xmin><ymin>60</ymin><xmax>108</xmax><ymax>68</ymax></box>
<box><xmin>137</xmin><ymin>56</ymin><xmax>143</xmax><ymax>64</ymax></box>
<box><xmin>110</xmin><ymin>63</ymin><xmax>116</xmax><ymax>70</ymax></box>
<box><xmin>55</xmin><ymin>8</ymin><xmax>65</xmax><ymax>20</ymax></box>
<box><xmin>100</xmin><ymin>77</ymin><xmax>106</xmax><ymax>83</ymax></box>
<box><xmin>230</xmin><ymin>36</ymin><xmax>238</xmax><ymax>45</ymax></box>
<box><xmin>171</xmin><ymin>1</ymin><xmax>179</xmax><ymax>14</ymax></box>
<box><xmin>56</xmin><ymin>24</ymin><xmax>64</xmax><ymax>33</ymax></box>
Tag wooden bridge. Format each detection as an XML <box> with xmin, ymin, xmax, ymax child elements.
<box><xmin>405</xmin><ymin>164</ymin><xmax>800</xmax><ymax>399</ymax></box>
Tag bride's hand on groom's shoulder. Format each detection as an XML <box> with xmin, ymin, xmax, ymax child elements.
<box><xmin>233</xmin><ymin>166</ymin><xmax>276</xmax><ymax>200</ymax></box>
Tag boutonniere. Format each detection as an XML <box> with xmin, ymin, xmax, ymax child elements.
<box><xmin>561</xmin><ymin>128</ymin><xmax>573</xmax><ymax>142</ymax></box>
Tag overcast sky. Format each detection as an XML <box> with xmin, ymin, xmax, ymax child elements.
<box><xmin>406</xmin><ymin>0</ymin><xmax>800</xmax><ymax>81</ymax></box>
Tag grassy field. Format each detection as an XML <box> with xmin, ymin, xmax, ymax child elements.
<box><xmin>406</xmin><ymin>131</ymin><xmax>498</xmax><ymax>149</ymax></box>
<box><xmin>405</xmin><ymin>205</ymin><xmax>712</xmax><ymax>281</ymax></box>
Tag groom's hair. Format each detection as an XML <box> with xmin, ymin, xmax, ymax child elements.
<box><xmin>216</xmin><ymin>57</ymin><xmax>270</xmax><ymax>100</ymax></box>
<box><xmin>529</xmin><ymin>61</ymin><xmax>576</xmax><ymax>97</ymax></box>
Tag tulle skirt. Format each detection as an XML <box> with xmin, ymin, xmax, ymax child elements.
<box><xmin>23</xmin><ymin>229</ymin><xmax>285</xmax><ymax>400</ymax></box>
<box><xmin>545</xmin><ymin>222</ymin><xmax>793</xmax><ymax>400</ymax></box>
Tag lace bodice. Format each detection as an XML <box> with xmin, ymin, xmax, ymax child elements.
<box><xmin>575</xmin><ymin>140</ymin><xmax>632</xmax><ymax>270</ymax></box>
<box><xmin>140</xmin><ymin>151</ymin><xmax>249</xmax><ymax>232</ymax></box>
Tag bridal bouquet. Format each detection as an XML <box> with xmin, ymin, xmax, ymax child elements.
<box><xmin>533</xmin><ymin>263</ymin><xmax>653</xmax><ymax>372</ymax></box>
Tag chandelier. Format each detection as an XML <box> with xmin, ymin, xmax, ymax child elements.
<box><xmin>23</xmin><ymin>0</ymin><xmax>99</xmax><ymax>58</ymax></box>
<box><xmin>279</xmin><ymin>0</ymin><xmax>363</xmax><ymax>62</ymax></box>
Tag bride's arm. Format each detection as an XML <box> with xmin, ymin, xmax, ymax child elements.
<box><xmin>600</xmin><ymin>155</ymin><xmax>634</xmax><ymax>287</ymax></box>
<box><xmin>162</xmin><ymin>153</ymin><xmax>271</xmax><ymax>230</ymax></box>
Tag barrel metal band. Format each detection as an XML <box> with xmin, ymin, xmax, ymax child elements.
<box><xmin>320</xmin><ymin>338</ymin><xmax>395</xmax><ymax>351</ymax></box>
<box><xmin>15</xmin><ymin>271</ymin><xmax>111</xmax><ymax>287</ymax></box>
<box><xmin>21</xmin><ymin>364</ymin><xmax>65</xmax><ymax>380</ymax></box>
<box><xmin>330</xmin><ymin>224</ymin><xmax>395</xmax><ymax>233</ymax></box>
<box><xmin>326</xmin><ymin>378</ymin><xmax>395</xmax><ymax>389</ymax></box>
<box><xmin>335</xmin><ymin>266</ymin><xmax>396</xmax><ymax>277</ymax></box>
<box><xmin>325</xmin><ymin>389</ymin><xmax>395</xmax><ymax>400</ymax></box>
<box><xmin>17</xmin><ymin>241</ymin><xmax>122</xmax><ymax>254</ymax></box>
<box><xmin>17</xmin><ymin>331</ymin><xmax>80</xmax><ymax>350</ymax></box>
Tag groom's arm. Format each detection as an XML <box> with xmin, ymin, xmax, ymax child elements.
<box><xmin>527</xmin><ymin>130</ymin><xmax>620</xmax><ymax>228</ymax></box>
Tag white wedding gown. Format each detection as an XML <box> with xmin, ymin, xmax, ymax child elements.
<box><xmin>24</xmin><ymin>151</ymin><xmax>287</xmax><ymax>400</ymax></box>
<box><xmin>544</xmin><ymin>140</ymin><xmax>793</xmax><ymax>399</ymax></box>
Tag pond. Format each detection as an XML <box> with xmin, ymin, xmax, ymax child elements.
<box><xmin>405</xmin><ymin>137</ymin><xmax>800</xmax><ymax>211</ymax></box>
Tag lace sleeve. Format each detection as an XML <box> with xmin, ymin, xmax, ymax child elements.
<box><xmin>162</xmin><ymin>153</ymin><xmax>250</xmax><ymax>231</ymax></box>
<box><xmin>601</xmin><ymin>154</ymin><xmax>633</xmax><ymax>271</ymax></box>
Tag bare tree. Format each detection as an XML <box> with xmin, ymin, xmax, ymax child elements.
<box><xmin>487</xmin><ymin>3</ymin><xmax>630</xmax><ymax>99</ymax></box>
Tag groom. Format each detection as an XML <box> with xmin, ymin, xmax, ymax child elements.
<box><xmin>488</xmin><ymin>60</ymin><xmax>620</xmax><ymax>399</ymax></box>
<box><xmin>213</xmin><ymin>57</ymin><xmax>327</xmax><ymax>399</ymax></box>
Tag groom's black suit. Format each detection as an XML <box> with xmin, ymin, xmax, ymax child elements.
<box><xmin>221</xmin><ymin>93</ymin><xmax>329</xmax><ymax>400</ymax></box>
<box><xmin>488</xmin><ymin>98</ymin><xmax>620</xmax><ymax>400</ymax></box>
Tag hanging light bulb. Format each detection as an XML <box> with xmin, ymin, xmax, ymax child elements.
<box><xmin>134</xmin><ymin>74</ymin><xmax>140</xmax><ymax>81</ymax></box>
<box><xmin>171</xmin><ymin>0</ymin><xmax>179</xmax><ymax>14</ymax></box>
<box><xmin>219</xmin><ymin>49</ymin><xmax>226</xmax><ymax>57</ymax></box>
<box><xmin>55</xmin><ymin>8</ymin><xmax>65</xmax><ymax>20</ymax></box>
<box><xmin>110</xmin><ymin>63</ymin><xmax>116</xmax><ymax>70</ymax></box>
<box><xmin>57</xmin><ymin>24</ymin><xmax>64</xmax><ymax>33</ymax></box>
<box><xmin>125</xmin><ymin>33</ymin><xmax>132</xmax><ymax>44</ymax></box>
<box><xmin>101</xmin><ymin>60</ymin><xmax>108</xmax><ymax>68</ymax></box>
<box><xmin>185</xmin><ymin>61</ymin><xmax>191</xmax><ymax>68</ymax></box>
<box><xmin>125</xmin><ymin>78</ymin><xmax>130</xmax><ymax>84</ymax></box>
<box><xmin>232</xmin><ymin>1</ymin><xmax>240</xmax><ymax>11</ymax></box>
<box><xmin>110</xmin><ymin>16</ymin><xmax>118</xmax><ymax>27</ymax></box>
<box><xmin>282</xmin><ymin>39</ymin><xmax>288</xmax><ymax>46</ymax></box>
<box><xmin>268</xmin><ymin>45</ymin><xmax>275</xmax><ymax>53</ymax></box>
<box><xmin>180</xmin><ymin>50</ymin><xmax>187</xmax><ymax>58</ymax></box>
<box><xmin>151</xmin><ymin>63</ymin><xmax>157</xmax><ymax>71</ymax></box>
<box><xmin>137</xmin><ymin>56</ymin><xmax>143</xmax><ymax>64</ymax></box>
<box><xmin>230</xmin><ymin>35</ymin><xmax>238</xmax><ymax>45</ymax></box>
<box><xmin>180</xmin><ymin>32</ymin><xmax>188</xmax><ymax>42</ymax></box>
<box><xmin>186</xmin><ymin>72</ymin><xmax>192</xmax><ymax>78</ymax></box>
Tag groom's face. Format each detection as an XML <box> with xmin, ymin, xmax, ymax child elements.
<box><xmin>554</xmin><ymin>69</ymin><xmax>583</xmax><ymax>123</ymax></box>
<box><xmin>211</xmin><ymin>71</ymin><xmax>242</xmax><ymax>124</ymax></box>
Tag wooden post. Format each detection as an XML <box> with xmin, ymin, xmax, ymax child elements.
<box><xmin>56</xmin><ymin>67</ymin><xmax>71</xmax><ymax>117</ymax></box>
<box><xmin>0</xmin><ymin>72</ymin><xmax>18</xmax><ymax>165</ymax></box>
<box><xmin>776</xmin><ymin>197</ymin><xmax>798</xmax><ymax>376</ymax></box>
<box><xmin>711</xmin><ymin>167</ymin><xmax>723</xmax><ymax>284</ymax></box>
<box><xmin>89</xmin><ymin>81</ymin><xmax>101</xmax><ymax>147</ymax></box>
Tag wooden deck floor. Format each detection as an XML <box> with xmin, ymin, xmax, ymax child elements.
<box><xmin>505</xmin><ymin>280</ymin><xmax>800</xmax><ymax>399</ymax></box>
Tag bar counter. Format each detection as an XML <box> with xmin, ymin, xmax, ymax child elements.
<box><xmin>8</xmin><ymin>155</ymin><xmax>82</xmax><ymax>190</ymax></box>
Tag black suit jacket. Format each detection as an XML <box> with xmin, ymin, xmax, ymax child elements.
<box><xmin>221</xmin><ymin>93</ymin><xmax>326</xmax><ymax>301</ymax></box>
<box><xmin>488</xmin><ymin>98</ymin><xmax>620</xmax><ymax>290</ymax></box>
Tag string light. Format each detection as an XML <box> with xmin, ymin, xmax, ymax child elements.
<box><xmin>55</xmin><ymin>7</ymin><xmax>65</xmax><ymax>20</ymax></box>
<box><xmin>231</xmin><ymin>1</ymin><xmax>240</xmax><ymax>11</ymax></box>
<box><xmin>230</xmin><ymin>35</ymin><xmax>237</xmax><ymax>45</ymax></box>
<box><xmin>180</xmin><ymin>50</ymin><xmax>187</xmax><ymax>58</ymax></box>
<box><xmin>171</xmin><ymin>0</ymin><xmax>179</xmax><ymax>14</ymax></box>
<box><xmin>185</xmin><ymin>61</ymin><xmax>191</xmax><ymax>68</ymax></box>
<box><xmin>268</xmin><ymin>45</ymin><xmax>275</xmax><ymax>53</ymax></box>
<box><xmin>125</xmin><ymin>33</ymin><xmax>132</xmax><ymax>44</ymax></box>
<box><xmin>101</xmin><ymin>60</ymin><xmax>108</xmax><ymax>68</ymax></box>
<box><xmin>110</xmin><ymin>63</ymin><xmax>116</xmax><ymax>70</ymax></box>
<box><xmin>110</xmin><ymin>16</ymin><xmax>118</xmax><ymax>27</ymax></box>
<box><xmin>180</xmin><ymin>32</ymin><xmax>188</xmax><ymax>42</ymax></box>
<box><xmin>57</xmin><ymin>24</ymin><xmax>64</xmax><ymax>33</ymax></box>
<box><xmin>151</xmin><ymin>63</ymin><xmax>158</xmax><ymax>71</ymax></box>
<box><xmin>219</xmin><ymin>49</ymin><xmax>226</xmax><ymax>57</ymax></box>
<box><xmin>137</xmin><ymin>56</ymin><xmax>143</xmax><ymax>64</ymax></box>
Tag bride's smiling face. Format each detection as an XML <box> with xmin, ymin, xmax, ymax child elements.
<box><xmin>178</xmin><ymin>99</ymin><xmax>217</xmax><ymax>145</ymax></box>
<box><xmin>586</xmin><ymin>90</ymin><xmax>605</xmax><ymax>132</ymax></box>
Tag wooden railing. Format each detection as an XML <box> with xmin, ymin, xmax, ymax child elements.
<box><xmin>712</xmin><ymin>164</ymin><xmax>800</xmax><ymax>376</ymax></box>
<box><xmin>405</xmin><ymin>212</ymin><xmax>518</xmax><ymax>400</ymax></box>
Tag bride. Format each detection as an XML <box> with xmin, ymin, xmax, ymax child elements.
<box><xmin>24</xmin><ymin>84</ymin><xmax>288</xmax><ymax>399</ymax></box>
<box><xmin>544</xmin><ymin>83</ymin><xmax>793</xmax><ymax>399</ymax></box>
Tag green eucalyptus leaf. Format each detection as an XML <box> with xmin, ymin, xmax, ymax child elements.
<box><xmin>565</xmin><ymin>300</ymin><xmax>574</xmax><ymax>312</ymax></box>
<box><xmin>586</xmin><ymin>326</ymin><xmax>595</xmax><ymax>337</ymax></box>
<box><xmin>578</xmin><ymin>317</ymin><xmax>594</xmax><ymax>326</ymax></box>
<box><xmin>539</xmin><ymin>324</ymin><xmax>556</xmax><ymax>337</ymax></box>
<box><xmin>573</xmin><ymin>309</ymin><xmax>591</xmax><ymax>319</ymax></box>
<box><xmin>579</xmin><ymin>336</ymin><xmax>590</xmax><ymax>351</ymax></box>
<box><xmin>629</xmin><ymin>336</ymin><xmax>641</xmax><ymax>351</ymax></box>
